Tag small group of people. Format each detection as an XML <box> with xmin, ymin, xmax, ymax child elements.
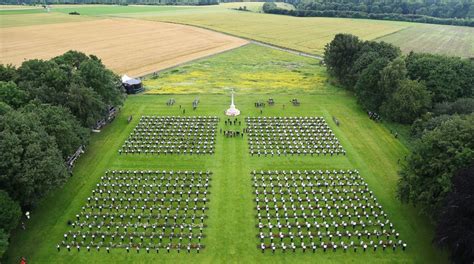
<box><xmin>224</xmin><ymin>118</ymin><xmax>241</xmax><ymax>126</ymax></box>
<box><xmin>166</xmin><ymin>98</ymin><xmax>175</xmax><ymax>106</ymax></box>
<box><xmin>222</xmin><ymin>130</ymin><xmax>243</xmax><ymax>138</ymax></box>
<box><xmin>367</xmin><ymin>111</ymin><xmax>381</xmax><ymax>121</ymax></box>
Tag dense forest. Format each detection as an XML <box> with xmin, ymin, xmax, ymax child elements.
<box><xmin>263</xmin><ymin>0</ymin><xmax>474</xmax><ymax>27</ymax></box>
<box><xmin>324</xmin><ymin>34</ymin><xmax>474</xmax><ymax>263</ymax></box>
<box><xmin>0</xmin><ymin>51</ymin><xmax>125</xmax><ymax>258</ymax></box>
<box><xmin>295</xmin><ymin>0</ymin><xmax>473</xmax><ymax>19</ymax></box>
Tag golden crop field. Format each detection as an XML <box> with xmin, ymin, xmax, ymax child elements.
<box><xmin>0</xmin><ymin>18</ymin><xmax>247</xmax><ymax>77</ymax></box>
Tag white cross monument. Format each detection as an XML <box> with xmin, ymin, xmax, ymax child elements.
<box><xmin>225</xmin><ymin>89</ymin><xmax>240</xmax><ymax>116</ymax></box>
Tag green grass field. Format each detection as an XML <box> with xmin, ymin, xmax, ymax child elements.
<box><xmin>140</xmin><ymin>10</ymin><xmax>408</xmax><ymax>55</ymax></box>
<box><xmin>143</xmin><ymin>44</ymin><xmax>328</xmax><ymax>94</ymax></box>
<box><xmin>5</xmin><ymin>44</ymin><xmax>446</xmax><ymax>263</ymax></box>
<box><xmin>377</xmin><ymin>23</ymin><xmax>474</xmax><ymax>58</ymax></box>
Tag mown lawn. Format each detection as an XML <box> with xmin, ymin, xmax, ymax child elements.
<box><xmin>5</xmin><ymin>44</ymin><xmax>446</xmax><ymax>264</ymax></box>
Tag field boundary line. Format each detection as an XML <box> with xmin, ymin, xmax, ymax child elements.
<box><xmin>132</xmin><ymin>18</ymin><xmax>324</xmax><ymax>60</ymax></box>
<box><xmin>373</xmin><ymin>26</ymin><xmax>412</xmax><ymax>41</ymax></box>
<box><xmin>101</xmin><ymin>16</ymin><xmax>323</xmax><ymax>60</ymax></box>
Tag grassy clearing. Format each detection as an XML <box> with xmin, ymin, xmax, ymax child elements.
<box><xmin>5</xmin><ymin>44</ymin><xmax>445</xmax><ymax>264</ymax></box>
<box><xmin>377</xmin><ymin>23</ymin><xmax>474</xmax><ymax>58</ymax></box>
<box><xmin>144</xmin><ymin>44</ymin><xmax>329</xmax><ymax>94</ymax></box>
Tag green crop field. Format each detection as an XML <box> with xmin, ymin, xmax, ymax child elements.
<box><xmin>140</xmin><ymin>8</ymin><xmax>473</xmax><ymax>57</ymax></box>
<box><xmin>377</xmin><ymin>23</ymin><xmax>474</xmax><ymax>58</ymax></box>
<box><xmin>139</xmin><ymin>10</ymin><xmax>409</xmax><ymax>55</ymax></box>
<box><xmin>5</xmin><ymin>44</ymin><xmax>447</xmax><ymax>264</ymax></box>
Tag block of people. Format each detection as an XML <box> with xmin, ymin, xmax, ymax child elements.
<box><xmin>120</xmin><ymin>116</ymin><xmax>219</xmax><ymax>155</ymax></box>
<box><xmin>245</xmin><ymin>116</ymin><xmax>345</xmax><ymax>156</ymax></box>
<box><xmin>251</xmin><ymin>169</ymin><xmax>406</xmax><ymax>253</ymax></box>
<box><xmin>59</xmin><ymin>170</ymin><xmax>212</xmax><ymax>253</ymax></box>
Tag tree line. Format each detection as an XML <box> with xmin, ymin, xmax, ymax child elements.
<box><xmin>324</xmin><ymin>33</ymin><xmax>473</xmax><ymax>263</ymax></box>
<box><xmin>0</xmin><ymin>51</ymin><xmax>125</xmax><ymax>258</ymax></box>
<box><xmin>263</xmin><ymin>0</ymin><xmax>474</xmax><ymax>27</ymax></box>
<box><xmin>0</xmin><ymin>0</ymin><xmax>218</xmax><ymax>5</ymax></box>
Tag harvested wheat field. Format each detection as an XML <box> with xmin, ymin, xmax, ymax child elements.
<box><xmin>0</xmin><ymin>18</ymin><xmax>248</xmax><ymax>76</ymax></box>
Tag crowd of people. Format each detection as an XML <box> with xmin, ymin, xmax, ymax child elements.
<box><xmin>60</xmin><ymin>111</ymin><xmax>403</xmax><ymax>256</ymax></box>
<box><xmin>246</xmin><ymin>117</ymin><xmax>346</xmax><ymax>156</ymax></box>
<box><xmin>119</xmin><ymin>116</ymin><xmax>218</xmax><ymax>155</ymax></box>
<box><xmin>252</xmin><ymin>169</ymin><xmax>406</xmax><ymax>253</ymax></box>
<box><xmin>59</xmin><ymin>170</ymin><xmax>211</xmax><ymax>253</ymax></box>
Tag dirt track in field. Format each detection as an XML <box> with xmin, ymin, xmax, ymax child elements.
<box><xmin>0</xmin><ymin>18</ymin><xmax>248</xmax><ymax>77</ymax></box>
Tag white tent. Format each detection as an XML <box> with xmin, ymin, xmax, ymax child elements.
<box><xmin>121</xmin><ymin>75</ymin><xmax>133</xmax><ymax>83</ymax></box>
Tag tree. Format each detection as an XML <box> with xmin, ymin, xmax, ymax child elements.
<box><xmin>53</xmin><ymin>50</ymin><xmax>90</xmax><ymax>69</ymax></box>
<box><xmin>433</xmin><ymin>98</ymin><xmax>474</xmax><ymax>116</ymax></box>
<box><xmin>0</xmin><ymin>81</ymin><xmax>29</xmax><ymax>109</ymax></box>
<box><xmin>65</xmin><ymin>82</ymin><xmax>107</xmax><ymax>128</ymax></box>
<box><xmin>354</xmin><ymin>57</ymin><xmax>390</xmax><ymax>111</ymax></box>
<box><xmin>405</xmin><ymin>53</ymin><xmax>474</xmax><ymax>103</ymax></box>
<box><xmin>359</xmin><ymin>41</ymin><xmax>401</xmax><ymax>62</ymax></box>
<box><xmin>12</xmin><ymin>51</ymin><xmax>124</xmax><ymax>128</ymax></box>
<box><xmin>0</xmin><ymin>102</ymin><xmax>11</xmax><ymax>116</ymax></box>
<box><xmin>397</xmin><ymin>114</ymin><xmax>474</xmax><ymax>219</ymax></box>
<box><xmin>380</xmin><ymin>79</ymin><xmax>432</xmax><ymax>124</ymax></box>
<box><xmin>21</xmin><ymin>104</ymin><xmax>89</xmax><ymax>159</ymax></box>
<box><xmin>263</xmin><ymin>2</ymin><xmax>277</xmax><ymax>12</ymax></box>
<box><xmin>16</xmin><ymin>59</ymin><xmax>70</xmax><ymax>106</ymax></box>
<box><xmin>0</xmin><ymin>190</ymin><xmax>21</xmax><ymax>232</ymax></box>
<box><xmin>0</xmin><ymin>229</ymin><xmax>8</xmax><ymax>258</ymax></box>
<box><xmin>77</xmin><ymin>59</ymin><xmax>124</xmax><ymax>108</ymax></box>
<box><xmin>410</xmin><ymin>114</ymin><xmax>453</xmax><ymax>138</ymax></box>
<box><xmin>0</xmin><ymin>110</ymin><xmax>68</xmax><ymax>207</ymax></box>
<box><xmin>347</xmin><ymin>51</ymin><xmax>379</xmax><ymax>89</ymax></box>
<box><xmin>0</xmin><ymin>64</ymin><xmax>17</xmax><ymax>82</ymax></box>
<box><xmin>378</xmin><ymin>57</ymin><xmax>408</xmax><ymax>102</ymax></box>
<box><xmin>435</xmin><ymin>165</ymin><xmax>474</xmax><ymax>264</ymax></box>
<box><xmin>324</xmin><ymin>34</ymin><xmax>362</xmax><ymax>87</ymax></box>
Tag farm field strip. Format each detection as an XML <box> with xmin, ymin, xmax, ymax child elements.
<box><xmin>0</xmin><ymin>12</ymin><xmax>99</xmax><ymax>28</ymax></box>
<box><xmin>0</xmin><ymin>18</ymin><xmax>248</xmax><ymax>77</ymax></box>
<box><xmin>137</xmin><ymin>11</ymin><xmax>409</xmax><ymax>55</ymax></box>
<box><xmin>377</xmin><ymin>23</ymin><xmax>474</xmax><ymax>58</ymax></box>
<box><xmin>2</xmin><ymin>3</ymin><xmax>471</xmax><ymax>59</ymax></box>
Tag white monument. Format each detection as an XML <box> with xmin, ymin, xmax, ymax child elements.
<box><xmin>225</xmin><ymin>89</ymin><xmax>240</xmax><ymax>116</ymax></box>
